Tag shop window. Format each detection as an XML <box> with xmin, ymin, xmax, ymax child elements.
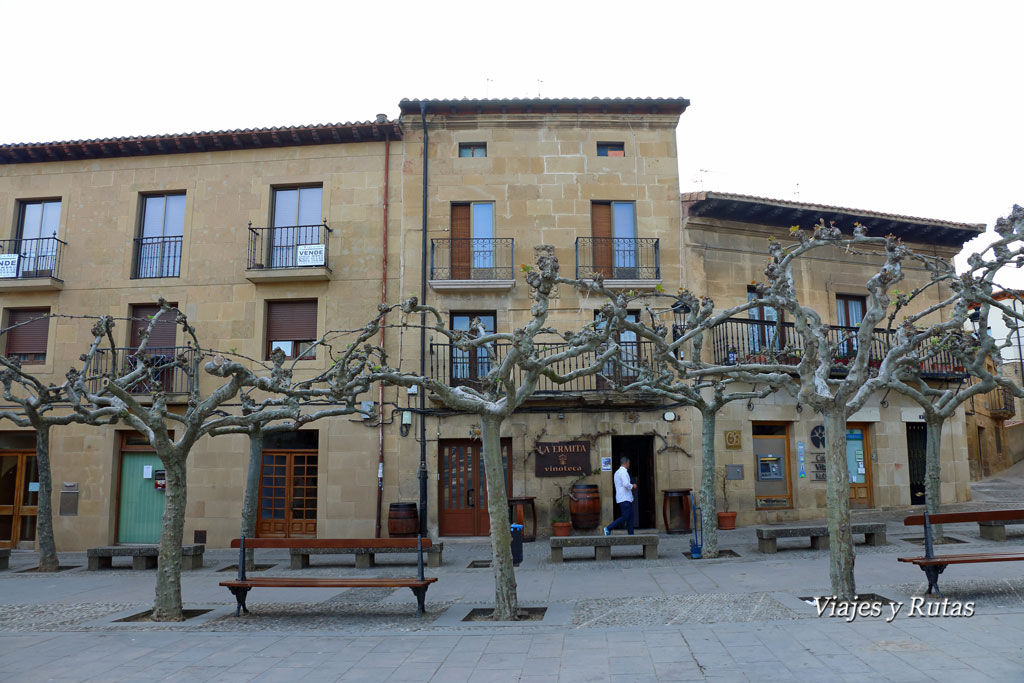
<box><xmin>266</xmin><ymin>300</ymin><xmax>317</xmax><ymax>360</ymax></box>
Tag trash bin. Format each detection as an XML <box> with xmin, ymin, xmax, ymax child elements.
<box><xmin>510</xmin><ymin>523</ymin><xmax>524</xmax><ymax>566</ymax></box>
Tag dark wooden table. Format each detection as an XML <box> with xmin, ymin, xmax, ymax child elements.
<box><xmin>662</xmin><ymin>488</ymin><xmax>692</xmax><ymax>534</ymax></box>
<box><xmin>508</xmin><ymin>496</ymin><xmax>537</xmax><ymax>542</ymax></box>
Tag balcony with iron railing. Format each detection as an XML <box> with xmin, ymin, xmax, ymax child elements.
<box><xmin>429</xmin><ymin>238</ymin><xmax>515</xmax><ymax>290</ymax></box>
<box><xmin>246</xmin><ymin>222</ymin><xmax>332</xmax><ymax>283</ymax></box>
<box><xmin>575</xmin><ymin>237</ymin><xmax>660</xmax><ymax>286</ymax></box>
<box><xmin>709</xmin><ymin>317</ymin><xmax>970</xmax><ymax>380</ymax></box>
<box><xmin>0</xmin><ymin>237</ymin><xmax>66</xmax><ymax>291</ymax></box>
<box><xmin>87</xmin><ymin>346</ymin><xmax>198</xmax><ymax>397</ymax></box>
<box><xmin>132</xmin><ymin>236</ymin><xmax>182</xmax><ymax>279</ymax></box>
<box><xmin>984</xmin><ymin>385</ymin><xmax>1016</xmax><ymax>420</ymax></box>
<box><xmin>429</xmin><ymin>340</ymin><xmax>657</xmax><ymax>398</ymax></box>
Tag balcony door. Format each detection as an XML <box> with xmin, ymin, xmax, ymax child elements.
<box><xmin>136</xmin><ymin>194</ymin><xmax>184</xmax><ymax>278</ymax></box>
<box><xmin>16</xmin><ymin>200</ymin><xmax>61</xmax><ymax>278</ymax></box>
<box><xmin>450</xmin><ymin>202</ymin><xmax>494</xmax><ymax>279</ymax></box>
<box><xmin>450</xmin><ymin>312</ymin><xmax>496</xmax><ymax>388</ymax></box>
<box><xmin>271</xmin><ymin>187</ymin><xmax>322</xmax><ymax>268</ymax></box>
<box><xmin>836</xmin><ymin>295</ymin><xmax>866</xmax><ymax>359</ymax></box>
<box><xmin>438</xmin><ymin>438</ymin><xmax>512</xmax><ymax>536</ymax></box>
<box><xmin>128</xmin><ymin>304</ymin><xmax>178</xmax><ymax>393</ymax></box>
<box><xmin>591</xmin><ymin>201</ymin><xmax>636</xmax><ymax>279</ymax></box>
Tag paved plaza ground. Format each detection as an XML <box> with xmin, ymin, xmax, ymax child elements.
<box><xmin>2</xmin><ymin>467</ymin><xmax>1023</xmax><ymax>681</ymax></box>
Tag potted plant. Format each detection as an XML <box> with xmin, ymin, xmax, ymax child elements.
<box><xmin>550</xmin><ymin>496</ymin><xmax>572</xmax><ymax>537</ymax></box>
<box><xmin>716</xmin><ymin>467</ymin><xmax>737</xmax><ymax>530</ymax></box>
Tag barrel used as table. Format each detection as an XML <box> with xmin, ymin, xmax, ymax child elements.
<box><xmin>662</xmin><ymin>489</ymin><xmax>692</xmax><ymax>534</ymax></box>
<box><xmin>507</xmin><ymin>496</ymin><xmax>537</xmax><ymax>542</ymax></box>
<box><xmin>570</xmin><ymin>484</ymin><xmax>601</xmax><ymax>531</ymax></box>
<box><xmin>387</xmin><ymin>502</ymin><xmax>419</xmax><ymax>538</ymax></box>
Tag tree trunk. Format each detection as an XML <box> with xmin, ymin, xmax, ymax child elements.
<box><xmin>824</xmin><ymin>410</ymin><xmax>856</xmax><ymax>599</ymax></box>
<box><xmin>152</xmin><ymin>455</ymin><xmax>187</xmax><ymax>621</ymax></box>
<box><xmin>480</xmin><ymin>414</ymin><xmax>519</xmax><ymax>620</ymax></box>
<box><xmin>698</xmin><ymin>408</ymin><xmax>719</xmax><ymax>559</ymax></box>
<box><xmin>924</xmin><ymin>417</ymin><xmax>945</xmax><ymax>542</ymax></box>
<box><xmin>34</xmin><ymin>423</ymin><xmax>59</xmax><ymax>572</ymax></box>
<box><xmin>241</xmin><ymin>427</ymin><xmax>263</xmax><ymax>570</ymax></box>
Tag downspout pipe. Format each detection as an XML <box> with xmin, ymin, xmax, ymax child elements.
<box><xmin>418</xmin><ymin>103</ymin><xmax>429</xmax><ymax>545</ymax></box>
<box><xmin>375</xmin><ymin>128</ymin><xmax>391</xmax><ymax>538</ymax></box>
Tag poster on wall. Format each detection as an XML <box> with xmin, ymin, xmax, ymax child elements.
<box><xmin>601</xmin><ymin>457</ymin><xmax>612</xmax><ymax>472</ymax></box>
<box><xmin>535</xmin><ymin>441</ymin><xmax>591</xmax><ymax>477</ymax></box>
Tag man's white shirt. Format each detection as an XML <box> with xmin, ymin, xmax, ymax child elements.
<box><xmin>613</xmin><ymin>466</ymin><xmax>633</xmax><ymax>503</ymax></box>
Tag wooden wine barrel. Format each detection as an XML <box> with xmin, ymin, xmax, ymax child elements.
<box><xmin>387</xmin><ymin>502</ymin><xmax>419</xmax><ymax>538</ymax></box>
<box><xmin>569</xmin><ymin>484</ymin><xmax>601</xmax><ymax>530</ymax></box>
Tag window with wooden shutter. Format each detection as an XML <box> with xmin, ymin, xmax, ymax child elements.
<box><xmin>130</xmin><ymin>304</ymin><xmax>178</xmax><ymax>351</ymax></box>
<box><xmin>591</xmin><ymin>202</ymin><xmax>613</xmax><ymax>278</ymax></box>
<box><xmin>266</xmin><ymin>300</ymin><xmax>318</xmax><ymax>360</ymax></box>
<box><xmin>450</xmin><ymin>204</ymin><xmax>472</xmax><ymax>279</ymax></box>
<box><xmin>4</xmin><ymin>308</ymin><xmax>50</xmax><ymax>364</ymax></box>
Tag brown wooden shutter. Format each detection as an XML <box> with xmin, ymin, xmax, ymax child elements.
<box><xmin>130</xmin><ymin>305</ymin><xmax>177</xmax><ymax>349</ymax></box>
<box><xmin>5</xmin><ymin>308</ymin><xmax>49</xmax><ymax>356</ymax></box>
<box><xmin>591</xmin><ymin>202</ymin><xmax>613</xmax><ymax>278</ymax></box>
<box><xmin>450</xmin><ymin>203</ymin><xmax>471</xmax><ymax>279</ymax></box>
<box><xmin>267</xmin><ymin>301</ymin><xmax>318</xmax><ymax>341</ymax></box>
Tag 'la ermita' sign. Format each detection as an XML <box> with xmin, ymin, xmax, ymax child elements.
<box><xmin>296</xmin><ymin>244</ymin><xmax>325</xmax><ymax>267</ymax></box>
<box><xmin>535</xmin><ymin>441</ymin><xmax>591</xmax><ymax>477</ymax></box>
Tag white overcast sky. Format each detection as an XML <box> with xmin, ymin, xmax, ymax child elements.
<box><xmin>3</xmin><ymin>0</ymin><xmax>1021</xmax><ymax>280</ymax></box>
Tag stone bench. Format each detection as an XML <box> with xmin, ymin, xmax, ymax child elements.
<box><xmin>979</xmin><ymin>518</ymin><xmax>1024</xmax><ymax>542</ymax></box>
<box><xmin>87</xmin><ymin>544</ymin><xmax>205</xmax><ymax>570</ymax></box>
<box><xmin>289</xmin><ymin>542</ymin><xmax>443</xmax><ymax>570</ymax></box>
<box><xmin>755</xmin><ymin>523</ymin><xmax>886</xmax><ymax>553</ymax></box>
<box><xmin>550</xmin><ymin>534</ymin><xmax>658</xmax><ymax>562</ymax></box>
<box><xmin>0</xmin><ymin>548</ymin><xmax>9</xmax><ymax>571</ymax></box>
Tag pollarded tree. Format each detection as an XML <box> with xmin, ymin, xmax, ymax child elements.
<box><xmin>366</xmin><ymin>246</ymin><xmax>625</xmax><ymax>621</ymax></box>
<box><xmin>70</xmin><ymin>301</ymin><xmax>379</xmax><ymax>620</ymax></box>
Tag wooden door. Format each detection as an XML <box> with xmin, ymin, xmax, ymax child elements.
<box><xmin>0</xmin><ymin>451</ymin><xmax>37</xmax><ymax>549</ymax></box>
<box><xmin>257</xmin><ymin>450</ymin><xmax>317</xmax><ymax>538</ymax></box>
<box><xmin>450</xmin><ymin>204</ymin><xmax>471</xmax><ymax>279</ymax></box>
<box><xmin>438</xmin><ymin>439</ymin><xmax>512</xmax><ymax>536</ymax></box>
<box><xmin>591</xmin><ymin>202</ymin><xmax>613</xmax><ymax>278</ymax></box>
<box><xmin>846</xmin><ymin>424</ymin><xmax>873</xmax><ymax>509</ymax></box>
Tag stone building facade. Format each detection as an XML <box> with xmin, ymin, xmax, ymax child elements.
<box><xmin>0</xmin><ymin>98</ymin><xmax>986</xmax><ymax>550</ymax></box>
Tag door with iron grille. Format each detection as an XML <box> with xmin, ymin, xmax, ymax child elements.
<box><xmin>257</xmin><ymin>450</ymin><xmax>317</xmax><ymax>538</ymax></box>
<box><xmin>906</xmin><ymin>423</ymin><xmax>927</xmax><ymax>505</ymax></box>
<box><xmin>438</xmin><ymin>439</ymin><xmax>512</xmax><ymax>536</ymax></box>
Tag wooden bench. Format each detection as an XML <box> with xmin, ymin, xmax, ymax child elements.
<box><xmin>550</xmin><ymin>534</ymin><xmax>658</xmax><ymax>562</ymax></box>
<box><xmin>755</xmin><ymin>523</ymin><xmax>886</xmax><ymax>553</ymax></box>
<box><xmin>0</xmin><ymin>548</ymin><xmax>9</xmax><ymax>571</ymax></box>
<box><xmin>87</xmin><ymin>544</ymin><xmax>204</xmax><ymax>570</ymax></box>
<box><xmin>898</xmin><ymin>510</ymin><xmax>1024</xmax><ymax>596</ymax></box>
<box><xmin>976</xmin><ymin>510</ymin><xmax>1024</xmax><ymax>541</ymax></box>
<box><xmin>288</xmin><ymin>539</ymin><xmax>443</xmax><ymax>569</ymax></box>
<box><xmin>220</xmin><ymin>536</ymin><xmax>437</xmax><ymax>616</ymax></box>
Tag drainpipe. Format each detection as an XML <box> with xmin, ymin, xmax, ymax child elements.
<box><xmin>418</xmin><ymin>103</ymin><xmax>429</xmax><ymax>539</ymax></box>
<box><xmin>374</xmin><ymin>122</ymin><xmax>391</xmax><ymax>538</ymax></box>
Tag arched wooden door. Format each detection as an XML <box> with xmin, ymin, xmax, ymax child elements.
<box><xmin>257</xmin><ymin>449</ymin><xmax>317</xmax><ymax>538</ymax></box>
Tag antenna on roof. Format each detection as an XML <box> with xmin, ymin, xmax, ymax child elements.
<box><xmin>696</xmin><ymin>169</ymin><xmax>710</xmax><ymax>190</ymax></box>
<box><xmin>486</xmin><ymin>78</ymin><xmax>493</xmax><ymax>98</ymax></box>
<box><xmin>537</xmin><ymin>79</ymin><xmax>544</xmax><ymax>97</ymax></box>
<box><xmin>794</xmin><ymin>182</ymin><xmax>800</xmax><ymax>199</ymax></box>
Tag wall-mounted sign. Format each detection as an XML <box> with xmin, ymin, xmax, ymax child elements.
<box><xmin>756</xmin><ymin>497</ymin><xmax>790</xmax><ymax>508</ymax></box>
<box><xmin>0</xmin><ymin>254</ymin><xmax>19</xmax><ymax>278</ymax></box>
<box><xmin>797</xmin><ymin>441</ymin><xmax>806</xmax><ymax>478</ymax></box>
<box><xmin>296</xmin><ymin>244</ymin><xmax>326</xmax><ymax>266</ymax></box>
<box><xmin>811</xmin><ymin>452</ymin><xmax>827</xmax><ymax>481</ymax></box>
<box><xmin>601</xmin><ymin>457</ymin><xmax>612</xmax><ymax>472</ymax></box>
<box><xmin>725</xmin><ymin>430</ymin><xmax>741</xmax><ymax>450</ymax></box>
<box><xmin>535</xmin><ymin>441</ymin><xmax>591</xmax><ymax>477</ymax></box>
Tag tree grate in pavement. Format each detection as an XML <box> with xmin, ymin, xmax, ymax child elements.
<box><xmin>684</xmin><ymin>549</ymin><xmax>741</xmax><ymax>559</ymax></box>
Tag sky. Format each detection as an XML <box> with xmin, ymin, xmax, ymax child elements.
<box><xmin>3</xmin><ymin>0</ymin><xmax>1021</xmax><ymax>279</ymax></box>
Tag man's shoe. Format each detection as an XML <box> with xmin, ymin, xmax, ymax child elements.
<box><xmin>603</xmin><ymin>527</ymin><xmax>610</xmax><ymax>536</ymax></box>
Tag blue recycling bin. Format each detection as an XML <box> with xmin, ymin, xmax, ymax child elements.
<box><xmin>510</xmin><ymin>523</ymin><xmax>524</xmax><ymax>565</ymax></box>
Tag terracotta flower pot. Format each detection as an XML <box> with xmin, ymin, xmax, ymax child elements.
<box><xmin>717</xmin><ymin>511</ymin><xmax>738</xmax><ymax>530</ymax></box>
<box><xmin>552</xmin><ymin>521</ymin><xmax>572</xmax><ymax>537</ymax></box>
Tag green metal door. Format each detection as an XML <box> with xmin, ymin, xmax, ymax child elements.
<box><xmin>117</xmin><ymin>453</ymin><xmax>165</xmax><ymax>543</ymax></box>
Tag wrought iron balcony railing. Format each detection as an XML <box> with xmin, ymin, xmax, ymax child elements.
<box><xmin>575</xmin><ymin>237</ymin><xmax>660</xmax><ymax>280</ymax></box>
<box><xmin>0</xmin><ymin>237</ymin><xmax>66</xmax><ymax>281</ymax></box>
<box><xmin>247</xmin><ymin>223</ymin><xmax>332</xmax><ymax>271</ymax></box>
<box><xmin>709</xmin><ymin>317</ymin><xmax>969</xmax><ymax>379</ymax></box>
<box><xmin>984</xmin><ymin>385</ymin><xmax>1016</xmax><ymax>419</ymax></box>
<box><xmin>88</xmin><ymin>346</ymin><xmax>198</xmax><ymax>395</ymax></box>
<box><xmin>429</xmin><ymin>340</ymin><xmax>655</xmax><ymax>394</ymax></box>
<box><xmin>430</xmin><ymin>238</ymin><xmax>514</xmax><ymax>281</ymax></box>
<box><xmin>133</xmin><ymin>236</ymin><xmax>182</xmax><ymax>279</ymax></box>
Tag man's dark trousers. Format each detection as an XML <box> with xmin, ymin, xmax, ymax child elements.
<box><xmin>607</xmin><ymin>501</ymin><xmax>634</xmax><ymax>535</ymax></box>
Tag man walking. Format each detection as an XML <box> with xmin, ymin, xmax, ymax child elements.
<box><xmin>604</xmin><ymin>456</ymin><xmax>636</xmax><ymax>536</ymax></box>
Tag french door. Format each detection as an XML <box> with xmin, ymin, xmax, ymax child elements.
<box><xmin>257</xmin><ymin>450</ymin><xmax>318</xmax><ymax>538</ymax></box>
<box><xmin>0</xmin><ymin>451</ymin><xmax>37</xmax><ymax>549</ymax></box>
<box><xmin>438</xmin><ymin>439</ymin><xmax>512</xmax><ymax>536</ymax></box>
